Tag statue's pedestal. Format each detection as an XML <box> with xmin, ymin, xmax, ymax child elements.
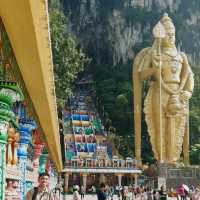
<box><xmin>154</xmin><ymin>164</ymin><xmax>200</xmax><ymax>189</ymax></box>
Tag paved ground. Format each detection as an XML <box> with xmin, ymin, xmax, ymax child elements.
<box><xmin>63</xmin><ymin>194</ymin><xmax>187</xmax><ymax>200</ymax></box>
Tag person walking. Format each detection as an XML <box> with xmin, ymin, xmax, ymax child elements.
<box><xmin>97</xmin><ymin>183</ymin><xmax>107</xmax><ymax>200</ymax></box>
<box><xmin>153</xmin><ymin>190</ymin><xmax>159</xmax><ymax>200</ymax></box>
<box><xmin>110</xmin><ymin>186</ymin><xmax>115</xmax><ymax>200</ymax></box>
<box><xmin>147</xmin><ymin>188</ymin><xmax>153</xmax><ymax>200</ymax></box>
<box><xmin>80</xmin><ymin>185</ymin><xmax>85</xmax><ymax>200</ymax></box>
<box><xmin>53</xmin><ymin>182</ymin><xmax>62</xmax><ymax>200</ymax></box>
<box><xmin>179</xmin><ymin>186</ymin><xmax>186</xmax><ymax>200</ymax></box>
<box><xmin>105</xmin><ymin>185</ymin><xmax>110</xmax><ymax>200</ymax></box>
<box><xmin>191</xmin><ymin>188</ymin><xmax>200</xmax><ymax>200</ymax></box>
<box><xmin>123</xmin><ymin>187</ymin><xmax>129</xmax><ymax>200</ymax></box>
<box><xmin>158</xmin><ymin>186</ymin><xmax>167</xmax><ymax>200</ymax></box>
<box><xmin>26</xmin><ymin>172</ymin><xmax>56</xmax><ymax>200</ymax></box>
<box><xmin>116</xmin><ymin>186</ymin><xmax>121</xmax><ymax>200</ymax></box>
<box><xmin>73</xmin><ymin>185</ymin><xmax>80</xmax><ymax>200</ymax></box>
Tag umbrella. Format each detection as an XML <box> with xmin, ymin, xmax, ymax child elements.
<box><xmin>182</xmin><ymin>184</ymin><xmax>189</xmax><ymax>192</ymax></box>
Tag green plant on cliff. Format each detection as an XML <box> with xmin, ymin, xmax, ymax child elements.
<box><xmin>189</xmin><ymin>66</ymin><xmax>200</xmax><ymax>164</ymax></box>
<box><xmin>190</xmin><ymin>144</ymin><xmax>200</xmax><ymax>165</ymax></box>
<box><xmin>49</xmin><ymin>1</ymin><xmax>90</xmax><ymax>98</ymax></box>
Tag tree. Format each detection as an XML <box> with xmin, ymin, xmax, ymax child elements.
<box><xmin>189</xmin><ymin>66</ymin><xmax>200</xmax><ymax>164</ymax></box>
<box><xmin>190</xmin><ymin>144</ymin><xmax>200</xmax><ymax>164</ymax></box>
<box><xmin>115</xmin><ymin>94</ymin><xmax>128</xmax><ymax>109</ymax></box>
<box><xmin>49</xmin><ymin>6</ymin><xmax>90</xmax><ymax>98</ymax></box>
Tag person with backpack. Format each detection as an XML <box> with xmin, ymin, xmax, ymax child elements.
<box><xmin>26</xmin><ymin>172</ymin><xmax>56</xmax><ymax>200</ymax></box>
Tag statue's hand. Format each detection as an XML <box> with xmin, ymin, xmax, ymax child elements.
<box><xmin>180</xmin><ymin>91</ymin><xmax>192</xmax><ymax>102</ymax></box>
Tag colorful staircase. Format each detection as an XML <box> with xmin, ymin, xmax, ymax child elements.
<box><xmin>63</xmin><ymin>89</ymin><xmax>111</xmax><ymax>165</ymax></box>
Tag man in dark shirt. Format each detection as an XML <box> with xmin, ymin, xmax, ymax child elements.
<box><xmin>159</xmin><ymin>186</ymin><xmax>167</xmax><ymax>200</ymax></box>
<box><xmin>97</xmin><ymin>183</ymin><xmax>106</xmax><ymax>200</ymax></box>
<box><xmin>26</xmin><ymin>172</ymin><xmax>55</xmax><ymax>200</ymax></box>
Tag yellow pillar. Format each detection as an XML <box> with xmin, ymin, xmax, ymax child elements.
<box><xmin>116</xmin><ymin>174</ymin><xmax>123</xmax><ymax>186</ymax></box>
<box><xmin>64</xmin><ymin>173</ymin><xmax>70</xmax><ymax>193</ymax></box>
<box><xmin>134</xmin><ymin>174</ymin><xmax>138</xmax><ymax>187</ymax></box>
<box><xmin>82</xmin><ymin>173</ymin><xmax>87</xmax><ymax>192</ymax></box>
<box><xmin>99</xmin><ymin>174</ymin><xmax>106</xmax><ymax>184</ymax></box>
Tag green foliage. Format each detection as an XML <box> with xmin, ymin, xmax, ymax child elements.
<box><xmin>49</xmin><ymin>0</ymin><xmax>61</xmax><ymax>9</ymax></box>
<box><xmin>113</xmin><ymin>135</ymin><xmax>134</xmax><ymax>157</ymax></box>
<box><xmin>94</xmin><ymin>63</ymin><xmax>136</xmax><ymax>158</ymax></box>
<box><xmin>190</xmin><ymin>144</ymin><xmax>200</xmax><ymax>165</ymax></box>
<box><xmin>189</xmin><ymin>66</ymin><xmax>200</xmax><ymax>164</ymax></box>
<box><xmin>116</xmin><ymin>94</ymin><xmax>128</xmax><ymax>109</ymax></box>
<box><xmin>49</xmin><ymin>6</ymin><xmax>90</xmax><ymax>98</ymax></box>
<box><xmin>93</xmin><ymin>61</ymin><xmax>154</xmax><ymax>161</ymax></box>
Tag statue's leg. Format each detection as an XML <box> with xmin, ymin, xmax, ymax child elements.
<box><xmin>166</xmin><ymin>115</ymin><xmax>176</xmax><ymax>163</ymax></box>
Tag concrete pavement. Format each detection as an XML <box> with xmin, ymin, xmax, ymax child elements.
<box><xmin>63</xmin><ymin>194</ymin><xmax>185</xmax><ymax>200</ymax></box>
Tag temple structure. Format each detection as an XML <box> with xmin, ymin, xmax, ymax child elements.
<box><xmin>0</xmin><ymin>0</ymin><xmax>62</xmax><ymax>199</ymax></box>
<box><xmin>62</xmin><ymin>78</ymin><xmax>141</xmax><ymax>193</ymax></box>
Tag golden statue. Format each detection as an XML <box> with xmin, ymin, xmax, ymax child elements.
<box><xmin>133</xmin><ymin>13</ymin><xmax>194</xmax><ymax>164</ymax></box>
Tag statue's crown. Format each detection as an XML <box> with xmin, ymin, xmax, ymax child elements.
<box><xmin>160</xmin><ymin>13</ymin><xmax>175</xmax><ymax>32</ymax></box>
<box><xmin>160</xmin><ymin>13</ymin><xmax>171</xmax><ymax>23</ymax></box>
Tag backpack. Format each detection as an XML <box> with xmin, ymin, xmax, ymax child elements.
<box><xmin>32</xmin><ymin>187</ymin><xmax>38</xmax><ymax>200</ymax></box>
<box><xmin>32</xmin><ymin>187</ymin><xmax>53</xmax><ymax>200</ymax></box>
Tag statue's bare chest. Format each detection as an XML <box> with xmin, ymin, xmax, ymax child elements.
<box><xmin>161</xmin><ymin>53</ymin><xmax>183</xmax><ymax>83</ymax></box>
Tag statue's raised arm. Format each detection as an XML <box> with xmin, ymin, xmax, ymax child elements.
<box><xmin>133</xmin><ymin>13</ymin><xmax>194</xmax><ymax>164</ymax></box>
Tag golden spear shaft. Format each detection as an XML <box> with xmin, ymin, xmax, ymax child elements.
<box><xmin>153</xmin><ymin>22</ymin><xmax>166</xmax><ymax>162</ymax></box>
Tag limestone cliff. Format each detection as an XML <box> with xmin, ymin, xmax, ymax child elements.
<box><xmin>62</xmin><ymin>0</ymin><xmax>200</xmax><ymax>65</ymax></box>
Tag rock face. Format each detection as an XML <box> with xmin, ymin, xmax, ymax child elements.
<box><xmin>124</xmin><ymin>0</ymin><xmax>181</xmax><ymax>12</ymax></box>
<box><xmin>62</xmin><ymin>0</ymin><xmax>200</xmax><ymax>65</ymax></box>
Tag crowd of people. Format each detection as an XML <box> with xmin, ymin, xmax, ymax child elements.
<box><xmin>6</xmin><ymin>171</ymin><xmax>199</xmax><ymax>200</ymax></box>
<box><xmin>71</xmin><ymin>183</ymin><xmax>200</xmax><ymax>200</ymax></box>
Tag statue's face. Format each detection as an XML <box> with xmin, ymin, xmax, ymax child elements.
<box><xmin>162</xmin><ymin>30</ymin><xmax>175</xmax><ymax>47</ymax></box>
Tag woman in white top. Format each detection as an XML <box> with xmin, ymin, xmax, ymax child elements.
<box><xmin>73</xmin><ymin>185</ymin><xmax>80</xmax><ymax>200</ymax></box>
